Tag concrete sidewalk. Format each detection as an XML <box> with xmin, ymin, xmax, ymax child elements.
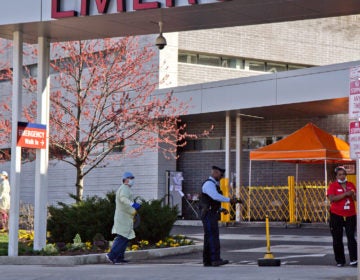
<box><xmin>0</xmin><ymin>244</ymin><xmax>203</xmax><ymax>265</ymax></box>
<box><xmin>0</xmin><ymin>263</ymin><xmax>357</xmax><ymax>280</ymax></box>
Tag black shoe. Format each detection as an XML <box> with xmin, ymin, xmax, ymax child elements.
<box><xmin>219</xmin><ymin>259</ymin><xmax>229</xmax><ymax>265</ymax></box>
<box><xmin>336</xmin><ymin>263</ymin><xmax>345</xmax><ymax>267</ymax></box>
<box><xmin>350</xmin><ymin>260</ymin><xmax>357</xmax><ymax>267</ymax></box>
<box><xmin>211</xmin><ymin>259</ymin><xmax>229</xmax><ymax>267</ymax></box>
<box><xmin>203</xmin><ymin>263</ymin><xmax>212</xmax><ymax>267</ymax></box>
<box><xmin>115</xmin><ymin>259</ymin><xmax>129</xmax><ymax>264</ymax></box>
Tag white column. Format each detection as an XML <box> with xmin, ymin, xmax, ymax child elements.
<box><xmin>225</xmin><ymin>111</ymin><xmax>231</xmax><ymax>179</ymax></box>
<box><xmin>8</xmin><ymin>31</ymin><xmax>23</xmax><ymax>256</ymax></box>
<box><xmin>235</xmin><ymin>114</ymin><xmax>242</xmax><ymax>221</ymax></box>
<box><xmin>33</xmin><ymin>37</ymin><xmax>50</xmax><ymax>251</ymax></box>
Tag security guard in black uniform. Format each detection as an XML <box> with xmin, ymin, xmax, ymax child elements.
<box><xmin>200</xmin><ymin>166</ymin><xmax>235</xmax><ymax>267</ymax></box>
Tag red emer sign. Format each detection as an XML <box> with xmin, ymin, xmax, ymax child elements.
<box><xmin>17</xmin><ymin>122</ymin><xmax>47</xmax><ymax>149</ymax></box>
<box><xmin>52</xmin><ymin>0</ymin><xmax>223</xmax><ymax>18</ymax></box>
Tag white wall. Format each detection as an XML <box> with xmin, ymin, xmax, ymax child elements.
<box><xmin>0</xmin><ymin>147</ymin><xmax>176</xmax><ymax>206</ymax></box>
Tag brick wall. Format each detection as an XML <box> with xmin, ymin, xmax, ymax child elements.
<box><xmin>177</xmin><ymin>114</ymin><xmax>349</xmax><ymax>201</ymax></box>
<box><xmin>175</xmin><ymin>15</ymin><xmax>360</xmax><ymax>86</ymax></box>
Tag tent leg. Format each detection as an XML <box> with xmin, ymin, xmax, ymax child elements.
<box><xmin>248</xmin><ymin>160</ymin><xmax>252</xmax><ymax>222</ymax></box>
<box><xmin>324</xmin><ymin>160</ymin><xmax>328</xmax><ymax>223</ymax></box>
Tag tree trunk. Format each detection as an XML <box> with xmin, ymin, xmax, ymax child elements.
<box><xmin>75</xmin><ymin>166</ymin><xmax>84</xmax><ymax>203</ymax></box>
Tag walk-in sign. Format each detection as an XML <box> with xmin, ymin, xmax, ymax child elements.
<box><xmin>349</xmin><ymin>121</ymin><xmax>360</xmax><ymax>159</ymax></box>
<box><xmin>17</xmin><ymin>122</ymin><xmax>47</xmax><ymax>149</ymax></box>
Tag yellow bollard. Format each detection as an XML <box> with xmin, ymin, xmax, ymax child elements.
<box><xmin>264</xmin><ymin>215</ymin><xmax>274</xmax><ymax>259</ymax></box>
<box><xmin>288</xmin><ymin>176</ymin><xmax>296</xmax><ymax>224</ymax></box>
<box><xmin>258</xmin><ymin>215</ymin><xmax>281</xmax><ymax>266</ymax></box>
<box><xmin>220</xmin><ymin>178</ymin><xmax>230</xmax><ymax>222</ymax></box>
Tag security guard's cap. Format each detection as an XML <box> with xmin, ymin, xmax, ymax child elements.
<box><xmin>212</xmin><ymin>166</ymin><xmax>225</xmax><ymax>175</ymax></box>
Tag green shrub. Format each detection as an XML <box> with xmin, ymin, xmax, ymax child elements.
<box><xmin>135</xmin><ymin>199</ymin><xmax>178</xmax><ymax>244</ymax></box>
<box><xmin>47</xmin><ymin>192</ymin><xmax>115</xmax><ymax>243</ymax></box>
<box><xmin>47</xmin><ymin>192</ymin><xmax>178</xmax><ymax>245</ymax></box>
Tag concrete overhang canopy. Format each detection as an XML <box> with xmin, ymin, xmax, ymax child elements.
<box><xmin>1</xmin><ymin>0</ymin><xmax>360</xmax><ymax>43</ymax></box>
<box><xmin>164</xmin><ymin>60</ymin><xmax>359</xmax><ymax>120</ymax></box>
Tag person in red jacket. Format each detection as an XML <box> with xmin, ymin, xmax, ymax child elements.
<box><xmin>327</xmin><ymin>166</ymin><xmax>357</xmax><ymax>267</ymax></box>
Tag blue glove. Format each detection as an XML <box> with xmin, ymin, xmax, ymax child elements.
<box><xmin>131</xmin><ymin>202</ymin><xmax>141</xmax><ymax>210</ymax></box>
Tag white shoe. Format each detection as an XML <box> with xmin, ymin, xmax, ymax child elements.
<box><xmin>350</xmin><ymin>260</ymin><xmax>357</xmax><ymax>266</ymax></box>
<box><xmin>105</xmin><ymin>254</ymin><xmax>115</xmax><ymax>264</ymax></box>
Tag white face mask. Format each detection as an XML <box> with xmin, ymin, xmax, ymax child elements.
<box><xmin>337</xmin><ymin>178</ymin><xmax>347</xmax><ymax>184</ymax></box>
<box><xmin>127</xmin><ymin>179</ymin><xmax>134</xmax><ymax>187</ymax></box>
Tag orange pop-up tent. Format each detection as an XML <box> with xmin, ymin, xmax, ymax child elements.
<box><xmin>249</xmin><ymin>123</ymin><xmax>353</xmax><ymax>185</ymax></box>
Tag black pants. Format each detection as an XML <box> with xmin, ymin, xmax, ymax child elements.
<box><xmin>201</xmin><ymin>210</ymin><xmax>221</xmax><ymax>264</ymax></box>
<box><xmin>329</xmin><ymin>212</ymin><xmax>357</xmax><ymax>264</ymax></box>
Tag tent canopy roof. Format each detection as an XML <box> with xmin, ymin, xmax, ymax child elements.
<box><xmin>249</xmin><ymin>123</ymin><xmax>352</xmax><ymax>163</ymax></box>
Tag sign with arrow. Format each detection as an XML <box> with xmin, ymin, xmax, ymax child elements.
<box><xmin>17</xmin><ymin>122</ymin><xmax>47</xmax><ymax>149</ymax></box>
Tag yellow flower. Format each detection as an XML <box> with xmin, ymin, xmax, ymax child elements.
<box><xmin>131</xmin><ymin>245</ymin><xmax>139</xmax><ymax>251</ymax></box>
<box><xmin>85</xmin><ymin>242</ymin><xmax>92</xmax><ymax>250</ymax></box>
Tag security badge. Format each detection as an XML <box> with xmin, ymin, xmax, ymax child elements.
<box><xmin>337</xmin><ymin>188</ymin><xmax>351</xmax><ymax>210</ymax></box>
<box><xmin>344</xmin><ymin>199</ymin><xmax>351</xmax><ymax>210</ymax></box>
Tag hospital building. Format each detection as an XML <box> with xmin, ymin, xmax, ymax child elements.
<box><xmin>1</xmin><ymin>13</ymin><xmax>359</xmax><ymax>218</ymax></box>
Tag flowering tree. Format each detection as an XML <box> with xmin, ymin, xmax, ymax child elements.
<box><xmin>0</xmin><ymin>39</ymin><xmax>12</xmax><ymax>161</ymax></box>
<box><xmin>23</xmin><ymin>37</ymin><xmax>198</xmax><ymax>202</ymax></box>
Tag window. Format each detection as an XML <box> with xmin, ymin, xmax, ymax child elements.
<box><xmin>266</xmin><ymin>62</ymin><xmax>287</xmax><ymax>73</ymax></box>
<box><xmin>112</xmin><ymin>139</ymin><xmax>125</xmax><ymax>153</ymax></box>
<box><xmin>243</xmin><ymin>135</ymin><xmax>286</xmax><ymax>150</ymax></box>
<box><xmin>221</xmin><ymin>57</ymin><xmax>239</xmax><ymax>69</ymax></box>
<box><xmin>183</xmin><ymin>138</ymin><xmax>223</xmax><ymax>151</ymax></box>
<box><xmin>178</xmin><ymin>53</ymin><xmax>188</xmax><ymax>63</ymax></box>
<box><xmin>182</xmin><ymin>137</ymin><xmax>238</xmax><ymax>151</ymax></box>
<box><xmin>0</xmin><ymin>148</ymin><xmax>10</xmax><ymax>161</ymax></box>
<box><xmin>178</xmin><ymin>52</ymin><xmax>311</xmax><ymax>73</ymax></box>
<box><xmin>248</xmin><ymin>60</ymin><xmax>265</xmax><ymax>72</ymax></box>
<box><xmin>245</xmin><ymin>136</ymin><xmax>266</xmax><ymax>149</ymax></box>
<box><xmin>198</xmin><ymin>54</ymin><xmax>220</xmax><ymax>67</ymax></box>
<box><xmin>288</xmin><ymin>64</ymin><xmax>305</xmax><ymax>71</ymax></box>
<box><xmin>181</xmin><ymin>135</ymin><xmax>286</xmax><ymax>152</ymax></box>
<box><xmin>178</xmin><ymin>53</ymin><xmax>197</xmax><ymax>64</ymax></box>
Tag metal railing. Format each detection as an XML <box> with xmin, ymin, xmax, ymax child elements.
<box><xmin>220</xmin><ymin>176</ymin><xmax>330</xmax><ymax>223</ymax></box>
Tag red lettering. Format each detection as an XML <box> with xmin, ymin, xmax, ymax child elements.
<box><xmin>81</xmin><ymin>0</ymin><xmax>111</xmax><ymax>15</ymax></box>
<box><xmin>51</xmin><ymin>0</ymin><xmax>77</xmax><ymax>19</ymax></box>
<box><xmin>117</xmin><ymin>0</ymin><xmax>126</xmax><ymax>12</ymax></box>
<box><xmin>166</xmin><ymin>0</ymin><xmax>174</xmax><ymax>7</ymax></box>
<box><xmin>133</xmin><ymin>0</ymin><xmax>160</xmax><ymax>10</ymax></box>
<box><xmin>166</xmin><ymin>0</ymin><xmax>198</xmax><ymax>7</ymax></box>
<box><xmin>80</xmin><ymin>0</ymin><xmax>89</xmax><ymax>16</ymax></box>
<box><xmin>52</xmin><ymin>0</ymin><xmax>217</xmax><ymax>18</ymax></box>
<box><xmin>95</xmin><ymin>0</ymin><xmax>111</xmax><ymax>13</ymax></box>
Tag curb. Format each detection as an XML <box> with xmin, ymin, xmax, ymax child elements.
<box><xmin>175</xmin><ymin>220</ymin><xmax>329</xmax><ymax>229</ymax></box>
<box><xmin>0</xmin><ymin>244</ymin><xmax>203</xmax><ymax>265</ymax></box>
